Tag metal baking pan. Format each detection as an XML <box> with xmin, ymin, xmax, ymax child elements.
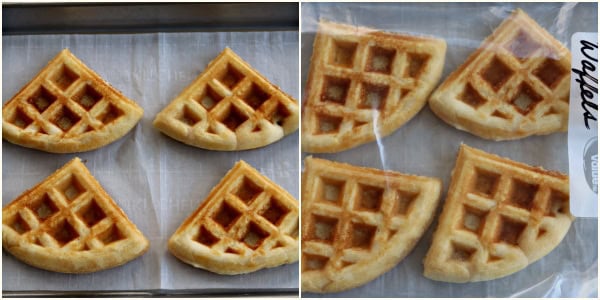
<box><xmin>2</xmin><ymin>3</ymin><xmax>299</xmax><ymax>297</ymax></box>
<box><xmin>3</xmin><ymin>3</ymin><xmax>298</xmax><ymax>34</ymax></box>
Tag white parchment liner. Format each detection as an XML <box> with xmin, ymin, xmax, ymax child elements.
<box><xmin>2</xmin><ymin>31</ymin><xmax>299</xmax><ymax>293</ymax></box>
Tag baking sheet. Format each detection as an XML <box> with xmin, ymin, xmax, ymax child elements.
<box><xmin>300</xmin><ymin>2</ymin><xmax>597</xmax><ymax>297</ymax></box>
<box><xmin>2</xmin><ymin>30</ymin><xmax>299</xmax><ymax>293</ymax></box>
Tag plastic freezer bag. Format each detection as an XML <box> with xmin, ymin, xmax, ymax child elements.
<box><xmin>300</xmin><ymin>2</ymin><xmax>597</xmax><ymax>297</ymax></box>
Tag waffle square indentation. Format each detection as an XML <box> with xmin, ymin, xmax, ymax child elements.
<box><xmin>213</xmin><ymin>201</ymin><xmax>241</xmax><ymax>230</ymax></box>
<box><xmin>533</xmin><ymin>58</ymin><xmax>567</xmax><ymax>89</ymax></box>
<box><xmin>537</xmin><ymin>226</ymin><xmax>548</xmax><ymax>239</ymax></box>
<box><xmin>405</xmin><ymin>53</ymin><xmax>429</xmax><ymax>78</ymax></box>
<box><xmin>217</xmin><ymin>64</ymin><xmax>245</xmax><ymax>90</ymax></box>
<box><xmin>349</xmin><ymin>222</ymin><xmax>376</xmax><ymax>249</ymax></box>
<box><xmin>356</xmin><ymin>184</ymin><xmax>383</xmax><ymax>211</ymax></box>
<box><xmin>365</xmin><ymin>46</ymin><xmax>396</xmax><ymax>74</ymax></box>
<box><xmin>28</xmin><ymin>86</ymin><xmax>58</xmax><ymax>113</ymax></box>
<box><xmin>59</xmin><ymin>175</ymin><xmax>86</xmax><ymax>202</ymax></box>
<box><xmin>315</xmin><ymin>114</ymin><xmax>342</xmax><ymax>134</ymax></box>
<box><xmin>234</xmin><ymin>177</ymin><xmax>263</xmax><ymax>204</ymax></box>
<box><xmin>9</xmin><ymin>107</ymin><xmax>34</xmax><ymax>129</ymax></box>
<box><xmin>196</xmin><ymin>225</ymin><xmax>219</xmax><ymax>247</ymax></box>
<box><xmin>7</xmin><ymin>213</ymin><xmax>31</xmax><ymax>234</ymax></box>
<box><xmin>241</xmin><ymin>222</ymin><xmax>269</xmax><ymax>249</ymax></box>
<box><xmin>461</xmin><ymin>205</ymin><xmax>488</xmax><ymax>236</ymax></box>
<box><xmin>358</xmin><ymin>83</ymin><xmax>389</xmax><ymax>110</ymax></box>
<box><xmin>510</xmin><ymin>83</ymin><xmax>543</xmax><ymax>115</ymax></box>
<box><xmin>266</xmin><ymin>102</ymin><xmax>291</xmax><ymax>127</ymax></box>
<box><xmin>546</xmin><ymin>189</ymin><xmax>569</xmax><ymax>217</ymax></box>
<box><xmin>508</xmin><ymin>179</ymin><xmax>538</xmax><ymax>210</ymax></box>
<box><xmin>459</xmin><ymin>84</ymin><xmax>487</xmax><ymax>108</ymax></box>
<box><xmin>261</xmin><ymin>197</ymin><xmax>289</xmax><ymax>226</ymax></box>
<box><xmin>309</xmin><ymin>214</ymin><xmax>338</xmax><ymax>243</ymax></box>
<box><xmin>340</xmin><ymin>260</ymin><xmax>355</xmax><ymax>269</ymax></box>
<box><xmin>321</xmin><ymin>76</ymin><xmax>351</xmax><ymax>105</ymax></box>
<box><xmin>491</xmin><ymin>110</ymin><xmax>512</xmax><ymax>120</ymax></box>
<box><xmin>225</xmin><ymin>247</ymin><xmax>241</xmax><ymax>254</ymax></box>
<box><xmin>51</xmin><ymin>64</ymin><xmax>79</xmax><ymax>90</ymax></box>
<box><xmin>543</xmin><ymin>106</ymin><xmax>560</xmax><ymax>116</ymax></box>
<box><xmin>195</xmin><ymin>85</ymin><xmax>224</xmax><ymax>111</ymax></box>
<box><xmin>481</xmin><ymin>56</ymin><xmax>514</xmax><ymax>91</ymax></box>
<box><xmin>195</xmin><ymin>226</ymin><xmax>219</xmax><ymax>247</ymax></box>
<box><xmin>394</xmin><ymin>190</ymin><xmax>418</xmax><ymax>215</ymax></box>
<box><xmin>177</xmin><ymin>105</ymin><xmax>202</xmax><ymax>126</ymax></box>
<box><xmin>319</xmin><ymin>177</ymin><xmax>345</xmax><ymax>205</ymax></box>
<box><xmin>49</xmin><ymin>219</ymin><xmax>79</xmax><ymax>246</ymax></box>
<box><xmin>76</xmin><ymin>199</ymin><xmax>106</xmax><ymax>227</ymax></box>
<box><xmin>450</xmin><ymin>241</ymin><xmax>476</xmax><ymax>262</ymax></box>
<box><xmin>329</xmin><ymin>40</ymin><xmax>358</xmax><ymax>68</ymax></box>
<box><xmin>472</xmin><ymin>168</ymin><xmax>500</xmax><ymax>197</ymax></box>
<box><xmin>240</xmin><ymin>83</ymin><xmax>270</xmax><ymax>110</ymax></box>
<box><xmin>28</xmin><ymin>193</ymin><xmax>59</xmax><ymax>221</ymax></box>
<box><xmin>218</xmin><ymin>104</ymin><xmax>249</xmax><ymax>131</ymax></box>
<box><xmin>303</xmin><ymin>253</ymin><xmax>329</xmax><ymax>271</ymax></box>
<box><xmin>51</xmin><ymin>106</ymin><xmax>81</xmax><ymax>132</ymax></box>
<box><xmin>98</xmin><ymin>224</ymin><xmax>124</xmax><ymax>245</ymax></box>
<box><xmin>96</xmin><ymin>103</ymin><xmax>124</xmax><ymax>125</ymax></box>
<box><xmin>496</xmin><ymin>216</ymin><xmax>526</xmax><ymax>246</ymax></box>
<box><xmin>72</xmin><ymin>84</ymin><xmax>103</xmax><ymax>111</ymax></box>
<box><xmin>353</xmin><ymin>120</ymin><xmax>368</xmax><ymax>130</ymax></box>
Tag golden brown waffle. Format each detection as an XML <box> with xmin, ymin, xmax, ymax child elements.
<box><xmin>153</xmin><ymin>48</ymin><xmax>299</xmax><ymax>151</ymax></box>
<box><xmin>301</xmin><ymin>157</ymin><xmax>442</xmax><ymax>293</ymax></box>
<box><xmin>429</xmin><ymin>9</ymin><xmax>571</xmax><ymax>140</ymax></box>
<box><xmin>302</xmin><ymin>21</ymin><xmax>446</xmax><ymax>153</ymax></box>
<box><xmin>2</xmin><ymin>157</ymin><xmax>149</xmax><ymax>273</ymax></box>
<box><xmin>2</xmin><ymin>49</ymin><xmax>143</xmax><ymax>153</ymax></box>
<box><xmin>168</xmin><ymin>161</ymin><xmax>298</xmax><ymax>274</ymax></box>
<box><xmin>424</xmin><ymin>144</ymin><xmax>573</xmax><ymax>282</ymax></box>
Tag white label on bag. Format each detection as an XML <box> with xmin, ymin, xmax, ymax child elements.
<box><xmin>569</xmin><ymin>32</ymin><xmax>598</xmax><ymax>218</ymax></box>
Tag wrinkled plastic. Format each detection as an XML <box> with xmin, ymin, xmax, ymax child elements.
<box><xmin>301</xmin><ymin>2</ymin><xmax>597</xmax><ymax>297</ymax></box>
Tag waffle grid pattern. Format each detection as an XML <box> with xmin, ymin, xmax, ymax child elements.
<box><xmin>301</xmin><ymin>157</ymin><xmax>441</xmax><ymax>292</ymax></box>
<box><xmin>6</xmin><ymin>53</ymin><xmax>129</xmax><ymax>138</ymax></box>
<box><xmin>456</xmin><ymin>29</ymin><xmax>569</xmax><ymax>123</ymax></box>
<box><xmin>302</xmin><ymin>172</ymin><xmax>421</xmax><ymax>271</ymax></box>
<box><xmin>302</xmin><ymin>21</ymin><xmax>446</xmax><ymax>153</ymax></box>
<box><xmin>168</xmin><ymin>161</ymin><xmax>298</xmax><ymax>274</ymax></box>
<box><xmin>2</xmin><ymin>158</ymin><xmax>148</xmax><ymax>273</ymax></box>
<box><xmin>191</xmin><ymin>170</ymin><xmax>298</xmax><ymax>254</ymax></box>
<box><xmin>424</xmin><ymin>145</ymin><xmax>572</xmax><ymax>282</ymax></box>
<box><xmin>305</xmin><ymin>25</ymin><xmax>431</xmax><ymax>135</ymax></box>
<box><xmin>154</xmin><ymin>48</ymin><xmax>298</xmax><ymax>150</ymax></box>
<box><xmin>444</xmin><ymin>155</ymin><xmax>570</xmax><ymax>265</ymax></box>
<box><xmin>5</xmin><ymin>164</ymin><xmax>132</xmax><ymax>251</ymax></box>
<box><xmin>429</xmin><ymin>9</ymin><xmax>571</xmax><ymax>140</ymax></box>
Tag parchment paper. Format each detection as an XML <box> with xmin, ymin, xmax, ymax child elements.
<box><xmin>301</xmin><ymin>2</ymin><xmax>597</xmax><ymax>297</ymax></box>
<box><xmin>2</xmin><ymin>31</ymin><xmax>299</xmax><ymax>293</ymax></box>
